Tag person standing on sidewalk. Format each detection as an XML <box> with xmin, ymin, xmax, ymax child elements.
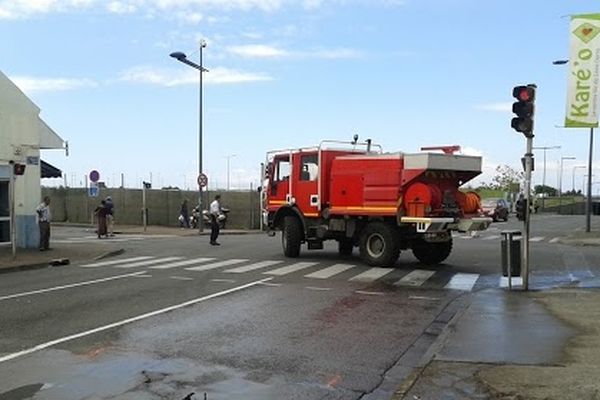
<box><xmin>36</xmin><ymin>196</ymin><xmax>52</xmax><ymax>251</ymax></box>
<box><xmin>105</xmin><ymin>196</ymin><xmax>115</xmax><ymax>237</ymax></box>
<box><xmin>179</xmin><ymin>199</ymin><xmax>190</xmax><ymax>228</ymax></box>
<box><xmin>94</xmin><ymin>200</ymin><xmax>108</xmax><ymax>239</ymax></box>
<box><xmin>209</xmin><ymin>194</ymin><xmax>221</xmax><ymax>246</ymax></box>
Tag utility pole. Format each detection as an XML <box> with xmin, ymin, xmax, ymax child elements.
<box><xmin>532</xmin><ymin>146</ymin><xmax>560</xmax><ymax>208</ymax></box>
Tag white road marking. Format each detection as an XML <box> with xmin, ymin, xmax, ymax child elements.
<box><xmin>169</xmin><ymin>276</ymin><xmax>194</xmax><ymax>281</ymax></box>
<box><xmin>499</xmin><ymin>276</ymin><xmax>523</xmax><ymax>287</ymax></box>
<box><xmin>132</xmin><ymin>274</ymin><xmax>153</xmax><ymax>278</ymax></box>
<box><xmin>115</xmin><ymin>257</ymin><xmax>183</xmax><ymax>269</ymax></box>
<box><xmin>263</xmin><ymin>262</ymin><xmax>319</xmax><ymax>276</ymax></box>
<box><xmin>80</xmin><ymin>256</ymin><xmax>154</xmax><ymax>268</ymax></box>
<box><xmin>0</xmin><ymin>271</ymin><xmax>148</xmax><ymax>301</ymax></box>
<box><xmin>257</xmin><ymin>281</ymin><xmax>282</xmax><ymax>287</ymax></box>
<box><xmin>529</xmin><ymin>236</ymin><xmax>545</xmax><ymax>242</ymax></box>
<box><xmin>443</xmin><ymin>273</ymin><xmax>479</xmax><ymax>291</ymax></box>
<box><xmin>149</xmin><ymin>258</ymin><xmax>215</xmax><ymax>270</ymax></box>
<box><xmin>482</xmin><ymin>235</ymin><xmax>501</xmax><ymax>241</ymax></box>
<box><xmin>304</xmin><ymin>263</ymin><xmax>355</xmax><ymax>279</ymax></box>
<box><xmin>549</xmin><ymin>237</ymin><xmax>561</xmax><ymax>244</ymax></box>
<box><xmin>211</xmin><ymin>278</ymin><xmax>237</xmax><ymax>283</ymax></box>
<box><xmin>395</xmin><ymin>269</ymin><xmax>435</xmax><ymax>287</ymax></box>
<box><xmin>305</xmin><ymin>286</ymin><xmax>332</xmax><ymax>291</ymax></box>
<box><xmin>409</xmin><ymin>295</ymin><xmax>440</xmax><ymax>301</ymax></box>
<box><xmin>224</xmin><ymin>260</ymin><xmax>282</xmax><ymax>273</ymax></box>
<box><xmin>0</xmin><ymin>277</ymin><xmax>273</xmax><ymax>364</ymax></box>
<box><xmin>185</xmin><ymin>259</ymin><xmax>248</xmax><ymax>272</ymax></box>
<box><xmin>349</xmin><ymin>267</ymin><xmax>395</xmax><ymax>282</ymax></box>
<box><xmin>355</xmin><ymin>290</ymin><xmax>385</xmax><ymax>296</ymax></box>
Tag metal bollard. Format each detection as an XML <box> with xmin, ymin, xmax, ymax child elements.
<box><xmin>501</xmin><ymin>230</ymin><xmax>521</xmax><ymax>290</ymax></box>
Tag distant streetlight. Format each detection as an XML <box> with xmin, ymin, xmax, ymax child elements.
<box><xmin>532</xmin><ymin>146</ymin><xmax>560</xmax><ymax>205</ymax></box>
<box><xmin>573</xmin><ymin>165</ymin><xmax>587</xmax><ymax>193</ymax></box>
<box><xmin>170</xmin><ymin>40</ymin><xmax>209</xmax><ymax>233</ymax></box>
<box><xmin>224</xmin><ymin>154</ymin><xmax>237</xmax><ymax>191</ymax></box>
<box><xmin>559</xmin><ymin>156</ymin><xmax>576</xmax><ymax>195</ymax></box>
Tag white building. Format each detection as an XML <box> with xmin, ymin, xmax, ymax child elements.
<box><xmin>0</xmin><ymin>70</ymin><xmax>66</xmax><ymax>248</ymax></box>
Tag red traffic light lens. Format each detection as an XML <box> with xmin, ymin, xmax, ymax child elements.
<box><xmin>518</xmin><ymin>89</ymin><xmax>530</xmax><ymax>101</ymax></box>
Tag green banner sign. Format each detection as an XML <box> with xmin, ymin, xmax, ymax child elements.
<box><xmin>565</xmin><ymin>13</ymin><xmax>600</xmax><ymax>128</ymax></box>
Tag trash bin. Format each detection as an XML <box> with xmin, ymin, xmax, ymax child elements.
<box><xmin>501</xmin><ymin>230</ymin><xmax>521</xmax><ymax>277</ymax></box>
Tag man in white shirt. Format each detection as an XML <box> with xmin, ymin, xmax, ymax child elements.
<box><xmin>36</xmin><ymin>196</ymin><xmax>52</xmax><ymax>251</ymax></box>
<box><xmin>209</xmin><ymin>194</ymin><xmax>221</xmax><ymax>245</ymax></box>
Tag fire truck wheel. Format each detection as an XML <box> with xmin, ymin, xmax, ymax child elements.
<box><xmin>412</xmin><ymin>237</ymin><xmax>453</xmax><ymax>265</ymax></box>
<box><xmin>282</xmin><ymin>216</ymin><xmax>302</xmax><ymax>258</ymax></box>
<box><xmin>338</xmin><ymin>238</ymin><xmax>354</xmax><ymax>256</ymax></box>
<box><xmin>359</xmin><ymin>222</ymin><xmax>400</xmax><ymax>267</ymax></box>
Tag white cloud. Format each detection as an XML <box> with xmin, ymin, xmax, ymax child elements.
<box><xmin>460</xmin><ymin>146</ymin><xmax>483</xmax><ymax>157</ymax></box>
<box><xmin>227</xmin><ymin>44</ymin><xmax>362</xmax><ymax>59</ymax></box>
<box><xmin>106</xmin><ymin>1</ymin><xmax>137</xmax><ymax>14</ymax></box>
<box><xmin>11</xmin><ymin>76</ymin><xmax>99</xmax><ymax>93</ymax></box>
<box><xmin>227</xmin><ymin>44</ymin><xmax>289</xmax><ymax>58</ymax></box>
<box><xmin>475</xmin><ymin>102</ymin><xmax>512</xmax><ymax>112</ymax></box>
<box><xmin>119</xmin><ymin>65</ymin><xmax>273</xmax><ymax>86</ymax></box>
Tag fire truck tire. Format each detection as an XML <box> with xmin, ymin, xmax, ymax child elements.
<box><xmin>412</xmin><ymin>238</ymin><xmax>453</xmax><ymax>265</ymax></box>
<box><xmin>338</xmin><ymin>238</ymin><xmax>354</xmax><ymax>256</ymax></box>
<box><xmin>359</xmin><ymin>222</ymin><xmax>400</xmax><ymax>267</ymax></box>
<box><xmin>282</xmin><ymin>216</ymin><xmax>302</xmax><ymax>258</ymax></box>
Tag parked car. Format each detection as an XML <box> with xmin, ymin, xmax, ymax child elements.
<box><xmin>481</xmin><ymin>198</ymin><xmax>509</xmax><ymax>222</ymax></box>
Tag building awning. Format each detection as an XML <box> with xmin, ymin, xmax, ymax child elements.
<box><xmin>41</xmin><ymin>160</ymin><xmax>62</xmax><ymax>178</ymax></box>
<box><xmin>39</xmin><ymin>118</ymin><xmax>66</xmax><ymax>150</ymax></box>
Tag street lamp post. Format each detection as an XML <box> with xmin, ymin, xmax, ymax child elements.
<box><xmin>559</xmin><ymin>156</ymin><xmax>576</xmax><ymax>214</ymax></box>
<box><xmin>573</xmin><ymin>165</ymin><xmax>586</xmax><ymax>193</ymax></box>
<box><xmin>225</xmin><ymin>154</ymin><xmax>237</xmax><ymax>191</ymax></box>
<box><xmin>532</xmin><ymin>146</ymin><xmax>560</xmax><ymax>209</ymax></box>
<box><xmin>170</xmin><ymin>40</ymin><xmax>209</xmax><ymax>233</ymax></box>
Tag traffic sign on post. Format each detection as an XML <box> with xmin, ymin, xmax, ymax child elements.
<box><xmin>88</xmin><ymin>182</ymin><xmax>99</xmax><ymax>197</ymax></box>
<box><xmin>89</xmin><ymin>170</ymin><xmax>100</xmax><ymax>183</ymax></box>
<box><xmin>197</xmin><ymin>173</ymin><xmax>208</xmax><ymax>188</ymax></box>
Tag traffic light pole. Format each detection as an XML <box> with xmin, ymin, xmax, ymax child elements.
<box><xmin>523</xmin><ymin>138</ymin><xmax>533</xmax><ymax>291</ymax></box>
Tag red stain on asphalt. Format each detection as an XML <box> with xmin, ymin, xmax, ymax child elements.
<box><xmin>327</xmin><ymin>374</ymin><xmax>341</xmax><ymax>387</ymax></box>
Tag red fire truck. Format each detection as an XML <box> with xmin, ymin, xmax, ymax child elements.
<box><xmin>261</xmin><ymin>138</ymin><xmax>491</xmax><ymax>267</ymax></box>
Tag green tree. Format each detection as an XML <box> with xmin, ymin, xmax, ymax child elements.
<box><xmin>492</xmin><ymin>165</ymin><xmax>524</xmax><ymax>192</ymax></box>
<box><xmin>534</xmin><ymin>185</ymin><xmax>557</xmax><ymax>197</ymax></box>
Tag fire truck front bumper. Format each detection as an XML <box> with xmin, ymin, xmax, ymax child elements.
<box><xmin>400</xmin><ymin>217</ymin><xmax>492</xmax><ymax>233</ymax></box>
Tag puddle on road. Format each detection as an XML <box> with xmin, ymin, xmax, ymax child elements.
<box><xmin>0</xmin><ymin>348</ymin><xmax>330</xmax><ymax>400</ymax></box>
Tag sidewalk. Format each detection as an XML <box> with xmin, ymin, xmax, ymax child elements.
<box><xmin>396</xmin><ymin>287</ymin><xmax>600</xmax><ymax>399</ymax></box>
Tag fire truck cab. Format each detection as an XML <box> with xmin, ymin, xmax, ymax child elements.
<box><xmin>261</xmin><ymin>139</ymin><xmax>491</xmax><ymax>267</ymax></box>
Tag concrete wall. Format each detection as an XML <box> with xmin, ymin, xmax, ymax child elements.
<box><xmin>43</xmin><ymin>187</ymin><xmax>261</xmax><ymax>229</ymax></box>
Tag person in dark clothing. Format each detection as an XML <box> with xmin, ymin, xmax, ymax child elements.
<box><xmin>105</xmin><ymin>196</ymin><xmax>115</xmax><ymax>237</ymax></box>
<box><xmin>95</xmin><ymin>200</ymin><xmax>109</xmax><ymax>238</ymax></box>
<box><xmin>179</xmin><ymin>199</ymin><xmax>190</xmax><ymax>228</ymax></box>
<box><xmin>209</xmin><ymin>194</ymin><xmax>221</xmax><ymax>245</ymax></box>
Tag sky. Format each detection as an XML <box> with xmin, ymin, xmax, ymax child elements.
<box><xmin>1</xmin><ymin>0</ymin><xmax>600</xmax><ymax>192</ymax></box>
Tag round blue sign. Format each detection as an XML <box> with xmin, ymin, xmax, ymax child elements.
<box><xmin>89</xmin><ymin>170</ymin><xmax>100</xmax><ymax>183</ymax></box>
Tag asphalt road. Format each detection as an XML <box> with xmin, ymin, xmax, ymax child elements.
<box><xmin>1</xmin><ymin>215</ymin><xmax>599</xmax><ymax>400</ymax></box>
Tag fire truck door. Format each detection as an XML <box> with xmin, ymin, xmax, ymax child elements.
<box><xmin>295</xmin><ymin>154</ymin><xmax>319</xmax><ymax>216</ymax></box>
<box><xmin>269</xmin><ymin>156</ymin><xmax>291</xmax><ymax>207</ymax></box>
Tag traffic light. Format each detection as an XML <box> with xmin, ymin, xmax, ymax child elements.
<box><xmin>13</xmin><ymin>163</ymin><xmax>26</xmax><ymax>175</ymax></box>
<box><xmin>511</xmin><ymin>85</ymin><xmax>536</xmax><ymax>137</ymax></box>
<box><xmin>516</xmin><ymin>198</ymin><xmax>526</xmax><ymax>221</ymax></box>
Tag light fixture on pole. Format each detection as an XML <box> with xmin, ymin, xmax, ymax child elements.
<box><xmin>170</xmin><ymin>40</ymin><xmax>209</xmax><ymax>233</ymax></box>
<box><xmin>224</xmin><ymin>154</ymin><xmax>237</xmax><ymax>191</ymax></box>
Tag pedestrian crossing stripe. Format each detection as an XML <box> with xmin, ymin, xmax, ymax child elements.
<box><xmin>81</xmin><ymin>256</ymin><xmax>155</xmax><ymax>268</ymax></box>
<box><xmin>115</xmin><ymin>257</ymin><xmax>183</xmax><ymax>268</ymax></box>
<box><xmin>349</xmin><ymin>267</ymin><xmax>395</xmax><ymax>282</ymax></box>
<box><xmin>149</xmin><ymin>258</ymin><xmax>215</xmax><ymax>270</ymax></box>
<box><xmin>185</xmin><ymin>259</ymin><xmax>249</xmax><ymax>272</ymax></box>
<box><xmin>444</xmin><ymin>273</ymin><xmax>479</xmax><ymax>291</ymax></box>
<box><xmin>529</xmin><ymin>236</ymin><xmax>545</xmax><ymax>242</ymax></box>
<box><xmin>263</xmin><ymin>262</ymin><xmax>319</xmax><ymax>276</ymax></box>
<box><xmin>304</xmin><ymin>263</ymin><xmax>354</xmax><ymax>279</ymax></box>
<box><xmin>224</xmin><ymin>260</ymin><xmax>282</xmax><ymax>273</ymax></box>
<box><xmin>395</xmin><ymin>269</ymin><xmax>435</xmax><ymax>286</ymax></box>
